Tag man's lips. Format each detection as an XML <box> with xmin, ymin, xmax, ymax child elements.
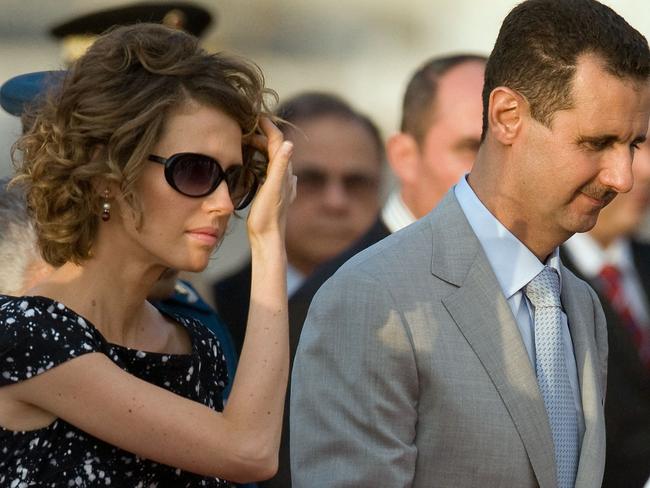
<box><xmin>580</xmin><ymin>190</ymin><xmax>616</xmax><ymax>209</ymax></box>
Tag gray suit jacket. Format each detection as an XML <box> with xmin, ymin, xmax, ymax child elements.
<box><xmin>290</xmin><ymin>191</ymin><xmax>607</xmax><ymax>487</ymax></box>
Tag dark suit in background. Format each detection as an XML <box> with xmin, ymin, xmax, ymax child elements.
<box><xmin>561</xmin><ymin>241</ymin><xmax>650</xmax><ymax>488</ymax></box>
<box><xmin>288</xmin><ymin>217</ymin><xmax>390</xmax><ymax>341</ymax></box>
<box><xmin>212</xmin><ymin>261</ymin><xmax>251</xmax><ymax>356</ymax></box>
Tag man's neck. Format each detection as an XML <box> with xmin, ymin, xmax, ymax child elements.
<box><xmin>466</xmin><ymin>171</ymin><xmax>564</xmax><ymax>263</ymax></box>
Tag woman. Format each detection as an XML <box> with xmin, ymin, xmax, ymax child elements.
<box><xmin>0</xmin><ymin>23</ymin><xmax>295</xmax><ymax>486</ymax></box>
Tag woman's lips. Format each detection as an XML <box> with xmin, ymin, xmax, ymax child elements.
<box><xmin>186</xmin><ymin>228</ymin><xmax>219</xmax><ymax>246</ymax></box>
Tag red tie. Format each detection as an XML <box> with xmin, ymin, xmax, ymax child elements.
<box><xmin>598</xmin><ymin>264</ymin><xmax>650</xmax><ymax>369</ymax></box>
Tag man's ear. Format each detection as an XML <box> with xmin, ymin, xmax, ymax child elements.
<box><xmin>487</xmin><ymin>87</ymin><xmax>526</xmax><ymax>145</ymax></box>
<box><xmin>386</xmin><ymin>132</ymin><xmax>420</xmax><ymax>186</ymax></box>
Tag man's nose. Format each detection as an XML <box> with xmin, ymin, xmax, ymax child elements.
<box><xmin>600</xmin><ymin>147</ymin><xmax>634</xmax><ymax>194</ymax></box>
<box><xmin>321</xmin><ymin>179</ymin><xmax>350</xmax><ymax>209</ymax></box>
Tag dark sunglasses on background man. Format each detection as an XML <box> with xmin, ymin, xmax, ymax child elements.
<box><xmin>294</xmin><ymin>167</ymin><xmax>379</xmax><ymax>198</ymax></box>
<box><xmin>148</xmin><ymin>152</ymin><xmax>263</xmax><ymax>210</ymax></box>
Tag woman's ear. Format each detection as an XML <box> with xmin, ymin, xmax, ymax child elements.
<box><xmin>386</xmin><ymin>132</ymin><xmax>420</xmax><ymax>186</ymax></box>
<box><xmin>487</xmin><ymin>87</ymin><xmax>527</xmax><ymax>145</ymax></box>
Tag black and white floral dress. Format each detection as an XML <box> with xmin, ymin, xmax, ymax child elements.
<box><xmin>0</xmin><ymin>295</ymin><xmax>232</xmax><ymax>487</ymax></box>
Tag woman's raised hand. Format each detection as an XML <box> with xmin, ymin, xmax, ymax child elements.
<box><xmin>246</xmin><ymin>117</ymin><xmax>296</xmax><ymax>243</ymax></box>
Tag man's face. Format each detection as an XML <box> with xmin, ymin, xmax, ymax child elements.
<box><xmin>285</xmin><ymin>115</ymin><xmax>381</xmax><ymax>275</ymax></box>
<box><xmin>411</xmin><ymin>61</ymin><xmax>485</xmax><ymax>218</ymax></box>
<box><xmin>512</xmin><ymin>54</ymin><xmax>650</xmax><ymax>245</ymax></box>
<box><xmin>589</xmin><ymin>125</ymin><xmax>650</xmax><ymax>244</ymax></box>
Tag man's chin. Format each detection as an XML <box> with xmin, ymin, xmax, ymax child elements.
<box><xmin>567</xmin><ymin>214</ymin><xmax>600</xmax><ymax>235</ymax></box>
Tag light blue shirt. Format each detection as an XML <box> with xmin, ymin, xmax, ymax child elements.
<box><xmin>454</xmin><ymin>176</ymin><xmax>584</xmax><ymax>430</ymax></box>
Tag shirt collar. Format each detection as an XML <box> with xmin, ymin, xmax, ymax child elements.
<box><xmin>454</xmin><ymin>175</ymin><xmax>561</xmax><ymax>299</ymax></box>
<box><xmin>381</xmin><ymin>190</ymin><xmax>417</xmax><ymax>233</ymax></box>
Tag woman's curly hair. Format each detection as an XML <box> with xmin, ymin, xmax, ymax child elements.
<box><xmin>12</xmin><ymin>23</ymin><xmax>276</xmax><ymax>267</ymax></box>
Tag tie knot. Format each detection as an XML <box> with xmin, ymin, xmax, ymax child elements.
<box><xmin>525</xmin><ymin>266</ymin><xmax>561</xmax><ymax>308</ymax></box>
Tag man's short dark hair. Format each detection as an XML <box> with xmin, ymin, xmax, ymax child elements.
<box><xmin>275</xmin><ymin>91</ymin><xmax>385</xmax><ymax>163</ymax></box>
<box><xmin>400</xmin><ymin>54</ymin><xmax>487</xmax><ymax>144</ymax></box>
<box><xmin>482</xmin><ymin>0</ymin><xmax>650</xmax><ymax>140</ymax></box>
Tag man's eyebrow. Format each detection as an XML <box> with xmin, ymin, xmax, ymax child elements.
<box><xmin>577</xmin><ymin>135</ymin><xmax>618</xmax><ymax>144</ymax></box>
<box><xmin>577</xmin><ymin>134</ymin><xmax>647</xmax><ymax>145</ymax></box>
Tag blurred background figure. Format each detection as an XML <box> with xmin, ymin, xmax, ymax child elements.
<box><xmin>0</xmin><ymin>177</ymin><xmax>53</xmax><ymax>296</ymax></box>
<box><xmin>289</xmin><ymin>54</ymin><xmax>487</xmax><ymax>332</ymax></box>
<box><xmin>49</xmin><ymin>1</ymin><xmax>213</xmax><ymax>65</ymax></box>
<box><xmin>213</xmin><ymin>91</ymin><xmax>384</xmax><ymax>355</ymax></box>
<box><xmin>562</xmin><ymin>128</ymin><xmax>650</xmax><ymax>488</ymax></box>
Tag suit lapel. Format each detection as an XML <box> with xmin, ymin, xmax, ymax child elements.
<box><xmin>431</xmin><ymin>193</ymin><xmax>557</xmax><ymax>488</ymax></box>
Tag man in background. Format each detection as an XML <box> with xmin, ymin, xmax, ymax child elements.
<box><xmin>213</xmin><ymin>91</ymin><xmax>384</xmax><ymax>354</ymax></box>
<box><xmin>562</xmin><ymin>128</ymin><xmax>650</xmax><ymax>487</ymax></box>
<box><xmin>289</xmin><ymin>53</ymin><xmax>486</xmax><ymax>341</ymax></box>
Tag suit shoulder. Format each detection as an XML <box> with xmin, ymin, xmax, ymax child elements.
<box><xmin>329</xmin><ymin>217</ymin><xmax>432</xmax><ymax>285</ymax></box>
<box><xmin>292</xmin><ymin>220</ymin><xmax>390</xmax><ymax>301</ymax></box>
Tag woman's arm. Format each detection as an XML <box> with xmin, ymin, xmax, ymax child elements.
<box><xmin>3</xmin><ymin>351</ymin><xmax>277</xmax><ymax>482</ymax></box>
<box><xmin>221</xmin><ymin>117</ymin><xmax>296</xmax><ymax>476</ymax></box>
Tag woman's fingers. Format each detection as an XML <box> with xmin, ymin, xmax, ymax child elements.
<box><xmin>252</xmin><ymin>140</ymin><xmax>293</xmax><ymax>207</ymax></box>
<box><xmin>259</xmin><ymin>117</ymin><xmax>285</xmax><ymax>161</ymax></box>
<box><xmin>247</xmin><ymin>134</ymin><xmax>268</xmax><ymax>153</ymax></box>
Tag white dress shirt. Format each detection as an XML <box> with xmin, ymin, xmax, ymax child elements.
<box><xmin>564</xmin><ymin>233</ymin><xmax>650</xmax><ymax>328</ymax></box>
<box><xmin>454</xmin><ymin>176</ymin><xmax>584</xmax><ymax>430</ymax></box>
<box><xmin>287</xmin><ymin>264</ymin><xmax>305</xmax><ymax>298</ymax></box>
<box><xmin>381</xmin><ymin>190</ymin><xmax>417</xmax><ymax>234</ymax></box>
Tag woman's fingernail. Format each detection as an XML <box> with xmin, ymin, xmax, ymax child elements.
<box><xmin>282</xmin><ymin>141</ymin><xmax>293</xmax><ymax>153</ymax></box>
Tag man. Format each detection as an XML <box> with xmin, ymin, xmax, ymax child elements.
<box><xmin>291</xmin><ymin>1</ymin><xmax>650</xmax><ymax>487</ymax></box>
<box><xmin>213</xmin><ymin>91</ymin><xmax>384</xmax><ymax>353</ymax></box>
<box><xmin>562</xmin><ymin>130</ymin><xmax>650</xmax><ymax>487</ymax></box>
<box><xmin>289</xmin><ymin>54</ymin><xmax>486</xmax><ymax>336</ymax></box>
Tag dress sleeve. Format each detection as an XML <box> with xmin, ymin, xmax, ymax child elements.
<box><xmin>0</xmin><ymin>296</ymin><xmax>103</xmax><ymax>386</ymax></box>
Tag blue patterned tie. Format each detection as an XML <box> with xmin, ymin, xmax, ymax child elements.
<box><xmin>525</xmin><ymin>266</ymin><xmax>579</xmax><ymax>488</ymax></box>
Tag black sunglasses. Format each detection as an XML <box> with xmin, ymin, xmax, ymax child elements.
<box><xmin>148</xmin><ymin>153</ymin><xmax>260</xmax><ymax>210</ymax></box>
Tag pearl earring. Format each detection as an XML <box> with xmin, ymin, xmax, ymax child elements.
<box><xmin>101</xmin><ymin>189</ymin><xmax>111</xmax><ymax>222</ymax></box>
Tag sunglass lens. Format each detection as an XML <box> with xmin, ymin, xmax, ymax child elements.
<box><xmin>227</xmin><ymin>166</ymin><xmax>258</xmax><ymax>210</ymax></box>
<box><xmin>171</xmin><ymin>155</ymin><xmax>219</xmax><ymax>197</ymax></box>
